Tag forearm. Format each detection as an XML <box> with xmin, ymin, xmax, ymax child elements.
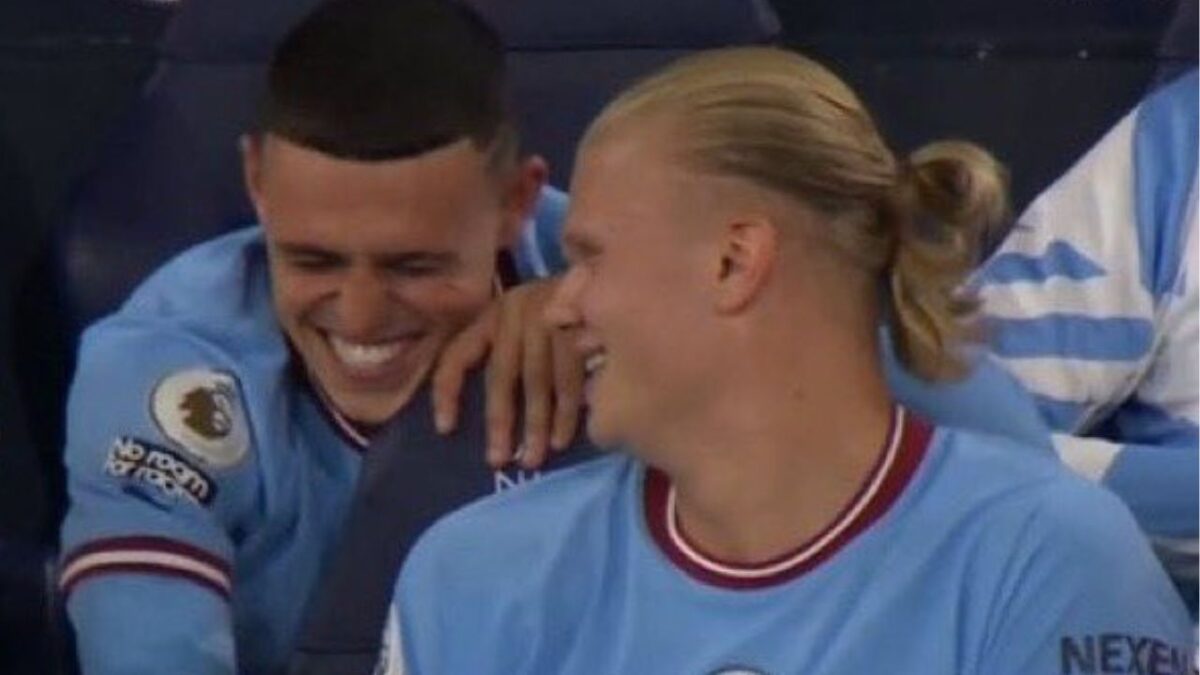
<box><xmin>69</xmin><ymin>575</ymin><xmax>235</xmax><ymax>675</ymax></box>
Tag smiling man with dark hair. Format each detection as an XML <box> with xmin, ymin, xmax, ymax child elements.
<box><xmin>57</xmin><ymin>1</ymin><xmax>569</xmax><ymax>673</ymax></box>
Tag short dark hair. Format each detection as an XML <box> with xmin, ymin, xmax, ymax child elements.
<box><xmin>262</xmin><ymin>0</ymin><xmax>514</xmax><ymax>163</ymax></box>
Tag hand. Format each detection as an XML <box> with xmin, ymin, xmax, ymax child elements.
<box><xmin>431</xmin><ymin>277</ymin><xmax>585</xmax><ymax>470</ymax></box>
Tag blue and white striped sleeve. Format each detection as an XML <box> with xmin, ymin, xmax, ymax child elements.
<box><xmin>976</xmin><ymin>71</ymin><xmax>1199</xmax><ymax>562</ymax></box>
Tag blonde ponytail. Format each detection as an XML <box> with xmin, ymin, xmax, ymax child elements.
<box><xmin>886</xmin><ymin>141</ymin><xmax>1009</xmax><ymax>380</ymax></box>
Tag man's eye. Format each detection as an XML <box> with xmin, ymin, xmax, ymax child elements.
<box><xmin>576</xmin><ymin>248</ymin><xmax>600</xmax><ymax>267</ymax></box>
<box><xmin>566</xmin><ymin>240</ymin><xmax>601</xmax><ymax>266</ymax></box>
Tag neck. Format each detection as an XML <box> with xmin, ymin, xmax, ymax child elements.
<box><xmin>653</xmin><ymin>329</ymin><xmax>895</xmax><ymax>565</ymax></box>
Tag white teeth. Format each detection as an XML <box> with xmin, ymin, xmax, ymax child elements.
<box><xmin>329</xmin><ymin>335</ymin><xmax>404</xmax><ymax>369</ymax></box>
<box><xmin>585</xmin><ymin>353</ymin><xmax>607</xmax><ymax>374</ymax></box>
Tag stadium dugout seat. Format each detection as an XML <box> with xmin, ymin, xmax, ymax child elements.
<box><xmin>55</xmin><ymin>0</ymin><xmax>316</xmax><ymax>335</ymax></box>
<box><xmin>0</xmin><ymin>133</ymin><xmax>64</xmax><ymax>675</ymax></box>
<box><xmin>773</xmin><ymin>0</ymin><xmax>1192</xmax><ymax>252</ymax></box>
<box><xmin>1153</xmin><ymin>0</ymin><xmax>1198</xmax><ymax>88</ymax></box>
<box><xmin>1</xmin><ymin>1</ymin><xmax>176</xmax><ymax>671</ymax></box>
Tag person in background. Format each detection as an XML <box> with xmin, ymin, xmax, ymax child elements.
<box><xmin>382</xmin><ymin>47</ymin><xmax>1193</xmax><ymax>675</ymax></box>
<box><xmin>976</xmin><ymin>70</ymin><xmax>1198</xmax><ymax>605</ymax></box>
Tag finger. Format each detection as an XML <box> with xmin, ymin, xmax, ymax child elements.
<box><xmin>431</xmin><ymin>309</ymin><xmax>496</xmax><ymax>434</ymax></box>
<box><xmin>549</xmin><ymin>328</ymin><xmax>585</xmax><ymax>451</ymax></box>
<box><xmin>485</xmin><ymin>295</ymin><xmax>525</xmax><ymax>467</ymax></box>
<box><xmin>519</xmin><ymin>321</ymin><xmax>552</xmax><ymax>470</ymax></box>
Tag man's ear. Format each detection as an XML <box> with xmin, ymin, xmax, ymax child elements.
<box><xmin>499</xmin><ymin>154</ymin><xmax>549</xmax><ymax>248</ymax></box>
<box><xmin>713</xmin><ymin>218</ymin><xmax>777</xmax><ymax>314</ymax></box>
<box><xmin>240</xmin><ymin>134</ymin><xmax>267</xmax><ymax>222</ymax></box>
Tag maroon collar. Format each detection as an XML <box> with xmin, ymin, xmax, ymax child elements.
<box><xmin>310</xmin><ymin>381</ymin><xmax>374</xmax><ymax>451</ymax></box>
<box><xmin>643</xmin><ymin>407</ymin><xmax>933</xmax><ymax>591</ymax></box>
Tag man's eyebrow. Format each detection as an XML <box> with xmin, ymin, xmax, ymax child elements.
<box><xmin>275</xmin><ymin>242</ymin><xmax>341</xmax><ymax>258</ymax></box>
<box><xmin>272</xmin><ymin>244</ymin><xmax>459</xmax><ymax>271</ymax></box>
<box><xmin>373</xmin><ymin>251</ymin><xmax>458</xmax><ymax>267</ymax></box>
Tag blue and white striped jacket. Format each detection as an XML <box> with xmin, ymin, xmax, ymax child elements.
<box><xmin>978</xmin><ymin>71</ymin><xmax>1198</xmax><ymax>583</ymax></box>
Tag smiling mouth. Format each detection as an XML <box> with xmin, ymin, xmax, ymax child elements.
<box><xmin>584</xmin><ymin>352</ymin><xmax>607</xmax><ymax>375</ymax></box>
<box><xmin>581</xmin><ymin>350</ymin><xmax>607</xmax><ymax>406</ymax></box>
<box><xmin>325</xmin><ymin>333</ymin><xmax>418</xmax><ymax>377</ymax></box>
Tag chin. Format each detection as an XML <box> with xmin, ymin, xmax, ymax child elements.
<box><xmin>319</xmin><ymin>366</ymin><xmax>425</xmax><ymax>425</ymax></box>
<box><xmin>584</xmin><ymin>412</ymin><xmax>624</xmax><ymax>450</ymax></box>
<box><xmin>328</xmin><ymin>390</ymin><xmax>407</xmax><ymax>425</ymax></box>
<box><xmin>314</xmin><ymin>349</ymin><xmax>436</xmax><ymax>421</ymax></box>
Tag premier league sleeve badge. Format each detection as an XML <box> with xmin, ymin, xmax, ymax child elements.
<box><xmin>151</xmin><ymin>368</ymin><xmax>251</xmax><ymax>469</ymax></box>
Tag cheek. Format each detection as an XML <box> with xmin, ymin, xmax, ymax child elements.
<box><xmin>605</xmin><ymin>269</ymin><xmax>693</xmax><ymax>366</ymax></box>
<box><xmin>591</xmin><ymin>259</ymin><xmax>665</xmax><ymax>323</ymax></box>
<box><xmin>270</xmin><ymin>270</ymin><xmax>327</xmax><ymax>326</ymax></box>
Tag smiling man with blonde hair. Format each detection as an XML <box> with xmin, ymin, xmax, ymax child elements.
<box><xmin>381</xmin><ymin>47</ymin><xmax>1193</xmax><ymax>675</ymax></box>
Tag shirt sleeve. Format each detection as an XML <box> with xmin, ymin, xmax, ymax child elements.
<box><xmin>60</xmin><ymin>319</ymin><xmax>258</xmax><ymax>675</ymax></box>
<box><xmin>975</xmin><ymin>478</ymin><xmax>1195</xmax><ymax>675</ymax></box>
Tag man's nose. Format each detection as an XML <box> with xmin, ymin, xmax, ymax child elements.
<box><xmin>335</xmin><ymin>268</ymin><xmax>394</xmax><ymax>337</ymax></box>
